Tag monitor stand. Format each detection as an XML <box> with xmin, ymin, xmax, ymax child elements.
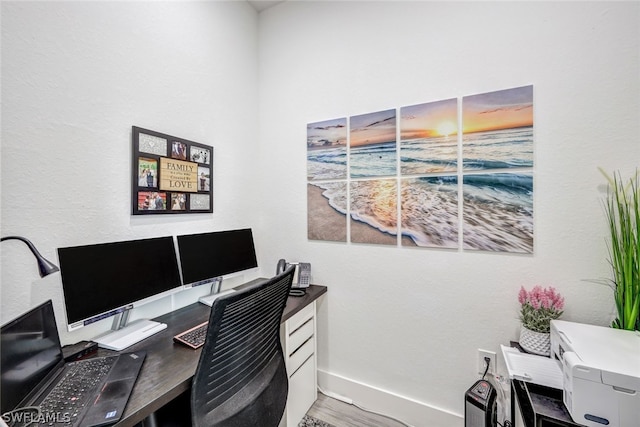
<box><xmin>197</xmin><ymin>276</ymin><xmax>236</xmax><ymax>306</ymax></box>
<box><xmin>93</xmin><ymin>309</ymin><xmax>167</xmax><ymax>351</ymax></box>
<box><xmin>199</xmin><ymin>288</ymin><xmax>236</xmax><ymax>306</ymax></box>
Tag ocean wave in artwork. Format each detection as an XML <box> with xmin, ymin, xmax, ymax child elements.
<box><xmin>400</xmin><ymin>176</ymin><xmax>459</xmax><ymax>248</ymax></box>
<box><xmin>400</xmin><ymin>135</ymin><xmax>458</xmax><ymax>175</ymax></box>
<box><xmin>463</xmin><ymin>127</ymin><xmax>533</xmax><ymax>171</ymax></box>
<box><xmin>307</xmin><ymin>146</ymin><xmax>347</xmax><ymax>181</ymax></box>
<box><xmin>462</xmin><ymin>173</ymin><xmax>533</xmax><ymax>253</ymax></box>
<box><xmin>349</xmin><ymin>179</ymin><xmax>398</xmax><ymax>236</ymax></box>
<box><xmin>350</xmin><ymin>142</ymin><xmax>397</xmax><ymax>178</ymax></box>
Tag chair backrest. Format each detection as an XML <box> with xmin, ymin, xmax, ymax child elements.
<box><xmin>191</xmin><ymin>266</ymin><xmax>295</xmax><ymax>427</ymax></box>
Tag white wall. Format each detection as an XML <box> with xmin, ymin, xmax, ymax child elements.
<box><xmin>1</xmin><ymin>1</ymin><xmax>262</xmax><ymax>343</ymax></box>
<box><xmin>2</xmin><ymin>1</ymin><xmax>639</xmax><ymax>425</ymax></box>
<box><xmin>257</xmin><ymin>1</ymin><xmax>639</xmax><ymax>424</ymax></box>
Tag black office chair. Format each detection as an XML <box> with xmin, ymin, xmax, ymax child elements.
<box><xmin>190</xmin><ymin>265</ymin><xmax>295</xmax><ymax>427</ymax></box>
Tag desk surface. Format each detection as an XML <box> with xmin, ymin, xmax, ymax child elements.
<box><xmin>114</xmin><ymin>282</ymin><xmax>327</xmax><ymax>426</ymax></box>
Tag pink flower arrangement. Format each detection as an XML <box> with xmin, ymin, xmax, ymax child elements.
<box><xmin>518</xmin><ymin>286</ymin><xmax>565</xmax><ymax>333</ymax></box>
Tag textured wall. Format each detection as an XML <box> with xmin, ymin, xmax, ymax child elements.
<box><xmin>2</xmin><ymin>1</ymin><xmax>639</xmax><ymax>424</ymax></box>
<box><xmin>1</xmin><ymin>1</ymin><xmax>261</xmax><ymax>343</ymax></box>
<box><xmin>257</xmin><ymin>1</ymin><xmax>640</xmax><ymax>423</ymax></box>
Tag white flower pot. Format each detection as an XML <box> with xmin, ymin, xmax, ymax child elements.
<box><xmin>519</xmin><ymin>325</ymin><xmax>551</xmax><ymax>356</ymax></box>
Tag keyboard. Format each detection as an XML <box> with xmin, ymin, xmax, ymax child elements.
<box><xmin>174</xmin><ymin>321</ymin><xmax>209</xmax><ymax>349</ymax></box>
<box><xmin>38</xmin><ymin>357</ymin><xmax>117</xmax><ymax>425</ymax></box>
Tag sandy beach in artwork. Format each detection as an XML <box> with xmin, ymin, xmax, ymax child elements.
<box><xmin>308</xmin><ymin>184</ymin><xmax>347</xmax><ymax>242</ymax></box>
<box><xmin>351</xmin><ymin>218</ymin><xmax>417</xmax><ymax>246</ymax></box>
<box><xmin>308</xmin><ymin>183</ymin><xmax>416</xmax><ymax>246</ymax></box>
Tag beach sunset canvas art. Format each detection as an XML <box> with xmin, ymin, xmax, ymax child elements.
<box><xmin>350</xmin><ymin>110</ymin><xmax>397</xmax><ymax>178</ymax></box>
<box><xmin>400</xmin><ymin>98</ymin><xmax>458</xmax><ymax>175</ymax></box>
<box><xmin>462</xmin><ymin>85</ymin><xmax>533</xmax><ymax>171</ymax></box>
<box><xmin>307</xmin><ymin>118</ymin><xmax>348</xmax><ymax>181</ymax></box>
<box><xmin>307</xmin><ymin>182</ymin><xmax>347</xmax><ymax>242</ymax></box>
<box><xmin>307</xmin><ymin>85</ymin><xmax>534</xmax><ymax>251</ymax></box>
<box><xmin>350</xmin><ymin>179</ymin><xmax>398</xmax><ymax>245</ymax></box>
<box><xmin>462</xmin><ymin>173</ymin><xmax>533</xmax><ymax>253</ymax></box>
<box><xmin>401</xmin><ymin>176</ymin><xmax>459</xmax><ymax>248</ymax></box>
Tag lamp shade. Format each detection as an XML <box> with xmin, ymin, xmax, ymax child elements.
<box><xmin>1</xmin><ymin>236</ymin><xmax>60</xmax><ymax>277</ymax></box>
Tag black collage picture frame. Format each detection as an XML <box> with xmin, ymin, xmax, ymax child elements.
<box><xmin>132</xmin><ymin>126</ymin><xmax>213</xmax><ymax>215</ymax></box>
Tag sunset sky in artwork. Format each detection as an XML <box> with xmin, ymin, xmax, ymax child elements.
<box><xmin>401</xmin><ymin>98</ymin><xmax>458</xmax><ymax>140</ymax></box>
<box><xmin>462</xmin><ymin>85</ymin><xmax>533</xmax><ymax>134</ymax></box>
<box><xmin>350</xmin><ymin>109</ymin><xmax>396</xmax><ymax>147</ymax></box>
<box><xmin>307</xmin><ymin>117</ymin><xmax>347</xmax><ymax>149</ymax></box>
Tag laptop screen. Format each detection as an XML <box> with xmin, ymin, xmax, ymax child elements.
<box><xmin>1</xmin><ymin>300</ymin><xmax>63</xmax><ymax>414</ymax></box>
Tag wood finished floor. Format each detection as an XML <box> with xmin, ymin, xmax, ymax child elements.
<box><xmin>306</xmin><ymin>393</ymin><xmax>408</xmax><ymax>427</ymax></box>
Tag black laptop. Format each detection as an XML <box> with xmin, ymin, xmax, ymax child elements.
<box><xmin>1</xmin><ymin>300</ymin><xmax>146</xmax><ymax>427</ymax></box>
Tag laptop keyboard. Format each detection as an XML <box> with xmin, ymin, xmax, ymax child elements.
<box><xmin>37</xmin><ymin>356</ymin><xmax>117</xmax><ymax>426</ymax></box>
<box><xmin>173</xmin><ymin>321</ymin><xmax>208</xmax><ymax>349</ymax></box>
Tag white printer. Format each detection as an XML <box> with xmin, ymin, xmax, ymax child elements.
<box><xmin>550</xmin><ymin>320</ymin><xmax>640</xmax><ymax>427</ymax></box>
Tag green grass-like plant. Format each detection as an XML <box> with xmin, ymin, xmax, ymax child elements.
<box><xmin>600</xmin><ymin>168</ymin><xmax>640</xmax><ymax>331</ymax></box>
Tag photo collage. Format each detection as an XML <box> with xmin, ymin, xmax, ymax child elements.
<box><xmin>132</xmin><ymin>127</ymin><xmax>213</xmax><ymax>215</ymax></box>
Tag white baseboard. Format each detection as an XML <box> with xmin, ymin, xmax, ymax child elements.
<box><xmin>317</xmin><ymin>369</ymin><xmax>463</xmax><ymax>427</ymax></box>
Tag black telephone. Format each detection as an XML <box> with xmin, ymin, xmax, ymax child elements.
<box><xmin>276</xmin><ymin>259</ymin><xmax>311</xmax><ymax>296</ymax></box>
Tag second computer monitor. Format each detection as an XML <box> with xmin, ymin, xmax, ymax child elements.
<box><xmin>177</xmin><ymin>228</ymin><xmax>258</xmax><ymax>287</ymax></box>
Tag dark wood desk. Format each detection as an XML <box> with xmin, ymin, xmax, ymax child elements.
<box><xmin>113</xmin><ymin>282</ymin><xmax>327</xmax><ymax>427</ymax></box>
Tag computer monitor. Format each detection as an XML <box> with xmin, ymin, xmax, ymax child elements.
<box><xmin>57</xmin><ymin>236</ymin><xmax>182</xmax><ymax>350</ymax></box>
<box><xmin>176</xmin><ymin>228</ymin><xmax>258</xmax><ymax>298</ymax></box>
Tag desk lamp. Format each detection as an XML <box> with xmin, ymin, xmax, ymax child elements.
<box><xmin>1</xmin><ymin>236</ymin><xmax>59</xmax><ymax>277</ymax></box>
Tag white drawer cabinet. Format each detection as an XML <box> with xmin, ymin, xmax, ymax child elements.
<box><xmin>280</xmin><ymin>300</ymin><xmax>317</xmax><ymax>427</ymax></box>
